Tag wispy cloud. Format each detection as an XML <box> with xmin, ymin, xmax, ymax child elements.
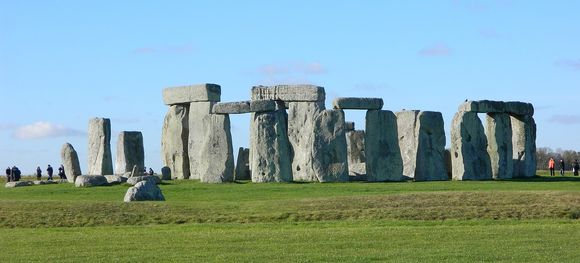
<box><xmin>548</xmin><ymin>115</ymin><xmax>580</xmax><ymax>125</ymax></box>
<box><xmin>555</xmin><ymin>59</ymin><xmax>580</xmax><ymax>70</ymax></box>
<box><xmin>133</xmin><ymin>44</ymin><xmax>195</xmax><ymax>54</ymax></box>
<box><xmin>13</xmin><ymin>122</ymin><xmax>85</xmax><ymax>140</ymax></box>
<box><xmin>418</xmin><ymin>44</ymin><xmax>452</xmax><ymax>57</ymax></box>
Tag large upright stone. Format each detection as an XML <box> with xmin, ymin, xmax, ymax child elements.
<box><xmin>332</xmin><ymin>97</ymin><xmax>383</xmax><ymax>110</ymax></box>
<box><xmin>162</xmin><ymin>104</ymin><xmax>190</xmax><ymax>179</ymax></box>
<box><xmin>450</xmin><ymin>111</ymin><xmax>492</xmax><ymax>180</ymax></box>
<box><xmin>414</xmin><ymin>111</ymin><xmax>447</xmax><ymax>181</ymax></box>
<box><xmin>511</xmin><ymin>115</ymin><xmax>537</xmax><ymax>178</ymax></box>
<box><xmin>486</xmin><ymin>113</ymin><xmax>514</xmax><ymax>179</ymax></box>
<box><xmin>115</xmin><ymin>131</ymin><xmax>144</xmax><ymax>175</ymax></box>
<box><xmin>188</xmin><ymin>101</ymin><xmax>216</xmax><ymax>180</ymax></box>
<box><xmin>88</xmin><ymin>118</ymin><xmax>113</xmax><ymax>175</ymax></box>
<box><xmin>287</xmin><ymin>101</ymin><xmax>326</xmax><ymax>181</ymax></box>
<box><xmin>234</xmin><ymin>147</ymin><xmax>251</xmax><ymax>180</ymax></box>
<box><xmin>199</xmin><ymin>114</ymin><xmax>234</xmax><ymax>183</ymax></box>
<box><xmin>162</xmin><ymin>83</ymin><xmax>220</xmax><ymax>105</ymax></box>
<box><xmin>365</xmin><ymin>110</ymin><xmax>403</xmax><ymax>181</ymax></box>
<box><xmin>251</xmin><ymin>85</ymin><xmax>325</xmax><ymax>102</ymax></box>
<box><xmin>312</xmin><ymin>109</ymin><xmax>349</xmax><ymax>182</ymax></box>
<box><xmin>250</xmin><ymin>110</ymin><xmax>293</xmax><ymax>182</ymax></box>
<box><xmin>396</xmin><ymin>110</ymin><xmax>420</xmax><ymax>178</ymax></box>
<box><xmin>346</xmin><ymin>130</ymin><xmax>366</xmax><ymax>164</ymax></box>
<box><xmin>61</xmin><ymin>143</ymin><xmax>82</xmax><ymax>183</ymax></box>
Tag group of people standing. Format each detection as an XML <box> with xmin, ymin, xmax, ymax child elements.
<box><xmin>5</xmin><ymin>166</ymin><xmax>22</xmax><ymax>182</ymax></box>
<box><xmin>5</xmin><ymin>164</ymin><xmax>67</xmax><ymax>181</ymax></box>
<box><xmin>548</xmin><ymin>158</ymin><xmax>580</xmax><ymax>176</ymax></box>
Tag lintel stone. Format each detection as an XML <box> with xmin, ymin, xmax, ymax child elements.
<box><xmin>251</xmin><ymin>85</ymin><xmax>325</xmax><ymax>102</ymax></box>
<box><xmin>213</xmin><ymin>101</ymin><xmax>251</xmax><ymax>114</ymax></box>
<box><xmin>163</xmin><ymin>83</ymin><xmax>221</xmax><ymax>105</ymax></box>
<box><xmin>458</xmin><ymin>100</ymin><xmax>505</xmax><ymax>113</ymax></box>
<box><xmin>332</xmin><ymin>97</ymin><xmax>383</xmax><ymax>110</ymax></box>
<box><xmin>250</xmin><ymin>100</ymin><xmax>277</xmax><ymax>112</ymax></box>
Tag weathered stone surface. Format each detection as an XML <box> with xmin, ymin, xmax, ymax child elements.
<box><xmin>250</xmin><ymin>100</ymin><xmax>277</xmax><ymax>113</ymax></box>
<box><xmin>75</xmin><ymin>175</ymin><xmax>109</xmax><ymax>187</ymax></box>
<box><xmin>161</xmin><ymin>166</ymin><xmax>172</xmax><ymax>180</ymax></box>
<box><xmin>365</xmin><ymin>110</ymin><xmax>403</xmax><ymax>181</ymax></box>
<box><xmin>88</xmin><ymin>118</ymin><xmax>113</xmax><ymax>175</ymax></box>
<box><xmin>505</xmin><ymin>101</ymin><xmax>534</xmax><ymax>116</ymax></box>
<box><xmin>162</xmin><ymin>104</ymin><xmax>190</xmax><ymax>179</ymax></box>
<box><xmin>348</xmin><ymin>163</ymin><xmax>367</xmax><ymax>181</ymax></box>
<box><xmin>332</xmin><ymin>97</ymin><xmax>384</xmax><ymax>110</ymax></box>
<box><xmin>5</xmin><ymin>181</ymin><xmax>33</xmax><ymax>188</ymax></box>
<box><xmin>459</xmin><ymin>100</ymin><xmax>505</xmax><ymax>113</ymax></box>
<box><xmin>127</xmin><ymin>175</ymin><xmax>161</xmax><ymax>186</ymax></box>
<box><xmin>344</xmin><ymin>121</ymin><xmax>355</xmax><ymax>131</ymax></box>
<box><xmin>162</xmin><ymin>83</ymin><xmax>221</xmax><ymax>105</ymax></box>
<box><xmin>234</xmin><ymin>147</ymin><xmax>251</xmax><ymax>180</ymax></box>
<box><xmin>198</xmin><ymin>114</ymin><xmax>234</xmax><ymax>183</ymax></box>
<box><xmin>115</xmin><ymin>131</ymin><xmax>144</xmax><ymax>175</ymax></box>
<box><xmin>346</xmin><ymin>130</ymin><xmax>366</xmax><ymax>164</ymax></box>
<box><xmin>288</xmin><ymin>101</ymin><xmax>326</xmax><ymax>181</ymax></box>
<box><xmin>124</xmin><ymin>181</ymin><xmax>165</xmax><ymax>202</ymax></box>
<box><xmin>414</xmin><ymin>111</ymin><xmax>448</xmax><ymax>181</ymax></box>
<box><xmin>250</xmin><ymin>110</ymin><xmax>293</xmax><ymax>182</ymax></box>
<box><xmin>104</xmin><ymin>175</ymin><xmax>127</xmax><ymax>185</ymax></box>
<box><xmin>213</xmin><ymin>101</ymin><xmax>251</xmax><ymax>114</ymax></box>
<box><xmin>188</xmin><ymin>101</ymin><xmax>216</xmax><ymax>180</ymax></box>
<box><xmin>486</xmin><ymin>113</ymin><xmax>514</xmax><ymax>179</ymax></box>
<box><xmin>61</xmin><ymin>142</ymin><xmax>82</xmax><ymax>183</ymax></box>
<box><xmin>312</xmin><ymin>109</ymin><xmax>349</xmax><ymax>182</ymax></box>
<box><xmin>445</xmin><ymin>149</ymin><xmax>452</xmax><ymax>179</ymax></box>
<box><xmin>33</xmin><ymin>180</ymin><xmax>57</xmax><ymax>185</ymax></box>
<box><xmin>396</xmin><ymin>110</ymin><xmax>420</xmax><ymax>178</ymax></box>
<box><xmin>512</xmin><ymin>115</ymin><xmax>537</xmax><ymax>178</ymax></box>
<box><xmin>450</xmin><ymin>111</ymin><xmax>492</xmax><ymax>180</ymax></box>
<box><xmin>251</xmin><ymin>85</ymin><xmax>325</xmax><ymax>102</ymax></box>
<box><xmin>130</xmin><ymin>165</ymin><xmax>142</xmax><ymax>178</ymax></box>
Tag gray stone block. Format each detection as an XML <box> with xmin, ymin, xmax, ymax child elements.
<box><xmin>344</xmin><ymin>121</ymin><xmax>355</xmax><ymax>131</ymax></box>
<box><xmin>61</xmin><ymin>143</ymin><xmax>82</xmax><ymax>183</ymax></box>
<box><xmin>505</xmin><ymin>101</ymin><xmax>534</xmax><ymax>116</ymax></box>
<box><xmin>450</xmin><ymin>111</ymin><xmax>492</xmax><ymax>180</ymax></box>
<box><xmin>312</xmin><ymin>109</ymin><xmax>349</xmax><ymax>182</ymax></box>
<box><xmin>213</xmin><ymin>101</ymin><xmax>251</xmax><ymax>114</ymax></box>
<box><xmin>346</xmin><ymin>130</ymin><xmax>365</xmax><ymax>164</ymax></box>
<box><xmin>332</xmin><ymin>97</ymin><xmax>384</xmax><ymax>110</ymax></box>
<box><xmin>365</xmin><ymin>110</ymin><xmax>403</xmax><ymax>181</ymax></box>
<box><xmin>162</xmin><ymin>105</ymin><xmax>190</xmax><ymax>179</ymax></box>
<box><xmin>5</xmin><ymin>181</ymin><xmax>33</xmax><ymax>188</ymax></box>
<box><xmin>161</xmin><ymin>166</ymin><xmax>172</xmax><ymax>180</ymax></box>
<box><xmin>486</xmin><ymin>113</ymin><xmax>514</xmax><ymax>179</ymax></box>
<box><xmin>288</xmin><ymin>101</ymin><xmax>326</xmax><ymax>181</ymax></box>
<box><xmin>75</xmin><ymin>175</ymin><xmax>109</xmax><ymax>187</ymax></box>
<box><xmin>162</xmin><ymin>83</ymin><xmax>221</xmax><ymax>105</ymax></box>
<box><xmin>459</xmin><ymin>100</ymin><xmax>505</xmax><ymax>113</ymax></box>
<box><xmin>234</xmin><ymin>147</ymin><xmax>250</xmax><ymax>180</ymax></box>
<box><xmin>415</xmin><ymin>111</ymin><xmax>448</xmax><ymax>181</ymax></box>
<box><xmin>251</xmin><ymin>85</ymin><xmax>325</xmax><ymax>102</ymax></box>
<box><xmin>199</xmin><ymin>114</ymin><xmax>234</xmax><ymax>183</ymax></box>
<box><xmin>88</xmin><ymin>118</ymin><xmax>113</xmax><ymax>175</ymax></box>
<box><xmin>250</xmin><ymin>100</ymin><xmax>277</xmax><ymax>113</ymax></box>
<box><xmin>188</xmin><ymin>101</ymin><xmax>216</xmax><ymax>180</ymax></box>
<box><xmin>250</xmin><ymin>110</ymin><xmax>293</xmax><ymax>182</ymax></box>
<box><xmin>124</xmin><ymin>181</ymin><xmax>165</xmax><ymax>202</ymax></box>
<box><xmin>512</xmin><ymin>115</ymin><xmax>537</xmax><ymax>178</ymax></box>
<box><xmin>115</xmin><ymin>131</ymin><xmax>144</xmax><ymax>175</ymax></box>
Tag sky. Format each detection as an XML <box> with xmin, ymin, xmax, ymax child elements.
<box><xmin>1</xmin><ymin>1</ymin><xmax>579</xmax><ymax>175</ymax></box>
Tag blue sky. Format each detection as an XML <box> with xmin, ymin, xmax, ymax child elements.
<box><xmin>1</xmin><ymin>1</ymin><xmax>579</xmax><ymax>174</ymax></box>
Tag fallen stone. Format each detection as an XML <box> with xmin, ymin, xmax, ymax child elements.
<box><xmin>188</xmin><ymin>101</ymin><xmax>216</xmax><ymax>180</ymax></box>
<box><xmin>414</xmin><ymin>111</ymin><xmax>448</xmax><ymax>181</ymax></box>
<box><xmin>511</xmin><ymin>115</ymin><xmax>537</xmax><ymax>178</ymax></box>
<box><xmin>88</xmin><ymin>118</ymin><xmax>113</xmax><ymax>175</ymax></box>
<box><xmin>5</xmin><ymin>181</ymin><xmax>33</xmax><ymax>188</ymax></box>
<box><xmin>33</xmin><ymin>180</ymin><xmax>57</xmax><ymax>185</ymax></box>
<box><xmin>199</xmin><ymin>114</ymin><xmax>234</xmax><ymax>183</ymax></box>
<box><xmin>61</xmin><ymin>142</ymin><xmax>82</xmax><ymax>183</ymax></box>
<box><xmin>250</xmin><ymin>100</ymin><xmax>277</xmax><ymax>113</ymax></box>
<box><xmin>213</xmin><ymin>101</ymin><xmax>251</xmax><ymax>114</ymax></box>
<box><xmin>124</xmin><ymin>181</ymin><xmax>165</xmax><ymax>202</ymax></box>
<box><xmin>251</xmin><ymin>85</ymin><xmax>325</xmax><ymax>102</ymax></box>
<box><xmin>332</xmin><ymin>97</ymin><xmax>384</xmax><ymax>110</ymax></box>
<box><xmin>115</xmin><ymin>131</ymin><xmax>144</xmax><ymax>175</ymax></box>
<box><xmin>288</xmin><ymin>101</ymin><xmax>326</xmax><ymax>181</ymax></box>
<box><xmin>162</xmin><ymin>104</ymin><xmax>190</xmax><ymax>179</ymax></box>
<box><xmin>346</xmin><ymin>130</ymin><xmax>365</xmax><ymax>164</ymax></box>
<box><xmin>486</xmin><ymin>113</ymin><xmax>514</xmax><ymax>179</ymax></box>
<box><xmin>505</xmin><ymin>101</ymin><xmax>534</xmax><ymax>116</ymax></box>
<box><xmin>450</xmin><ymin>111</ymin><xmax>492</xmax><ymax>180</ymax></box>
<box><xmin>250</xmin><ymin>110</ymin><xmax>293</xmax><ymax>182</ymax></box>
<box><xmin>162</xmin><ymin>83</ymin><xmax>221</xmax><ymax>105</ymax></box>
<box><xmin>75</xmin><ymin>175</ymin><xmax>109</xmax><ymax>187</ymax></box>
<box><xmin>312</xmin><ymin>109</ymin><xmax>349</xmax><ymax>182</ymax></box>
<box><xmin>161</xmin><ymin>166</ymin><xmax>172</xmax><ymax>180</ymax></box>
<box><xmin>234</xmin><ymin>147</ymin><xmax>251</xmax><ymax>180</ymax></box>
<box><xmin>344</xmin><ymin>121</ymin><xmax>355</xmax><ymax>131</ymax></box>
<box><xmin>365</xmin><ymin>110</ymin><xmax>403</xmax><ymax>181</ymax></box>
<box><xmin>104</xmin><ymin>175</ymin><xmax>127</xmax><ymax>185</ymax></box>
<box><xmin>127</xmin><ymin>175</ymin><xmax>161</xmax><ymax>186</ymax></box>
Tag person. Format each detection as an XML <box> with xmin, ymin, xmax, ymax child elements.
<box><xmin>573</xmin><ymin>159</ymin><xmax>580</xmax><ymax>176</ymax></box>
<box><xmin>47</xmin><ymin>164</ymin><xmax>54</xmax><ymax>180</ymax></box>
<box><xmin>559</xmin><ymin>159</ymin><xmax>565</xmax><ymax>176</ymax></box>
<box><xmin>5</xmin><ymin>167</ymin><xmax>11</xmax><ymax>182</ymax></box>
<box><xmin>548</xmin><ymin>158</ymin><xmax>555</xmax><ymax>176</ymax></box>
<box><xmin>36</xmin><ymin>166</ymin><xmax>42</xmax><ymax>180</ymax></box>
<box><xmin>148</xmin><ymin>167</ymin><xmax>154</xmax><ymax>175</ymax></box>
<box><xmin>12</xmin><ymin>166</ymin><xmax>21</xmax><ymax>181</ymax></box>
<box><xmin>58</xmin><ymin>165</ymin><xmax>66</xmax><ymax>180</ymax></box>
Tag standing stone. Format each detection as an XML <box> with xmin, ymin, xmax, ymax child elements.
<box><xmin>161</xmin><ymin>166</ymin><xmax>171</xmax><ymax>180</ymax></box>
<box><xmin>234</xmin><ymin>147</ymin><xmax>251</xmax><ymax>180</ymax></box>
<box><xmin>365</xmin><ymin>110</ymin><xmax>403</xmax><ymax>181</ymax></box>
<box><xmin>188</xmin><ymin>101</ymin><xmax>216</xmax><ymax>179</ymax></box>
<box><xmin>287</xmin><ymin>101</ymin><xmax>326</xmax><ymax>181</ymax></box>
<box><xmin>199</xmin><ymin>114</ymin><xmax>234</xmax><ymax>183</ymax></box>
<box><xmin>486</xmin><ymin>113</ymin><xmax>514</xmax><ymax>179</ymax></box>
<box><xmin>414</xmin><ymin>111</ymin><xmax>447</xmax><ymax>181</ymax></box>
<box><xmin>311</xmin><ymin>109</ymin><xmax>349</xmax><ymax>182</ymax></box>
<box><xmin>511</xmin><ymin>115</ymin><xmax>537</xmax><ymax>178</ymax></box>
<box><xmin>450</xmin><ymin>111</ymin><xmax>492</xmax><ymax>180</ymax></box>
<box><xmin>162</xmin><ymin>104</ymin><xmax>190</xmax><ymax>179</ymax></box>
<box><xmin>346</xmin><ymin>130</ymin><xmax>366</xmax><ymax>179</ymax></box>
<box><xmin>250</xmin><ymin>110</ymin><xmax>293</xmax><ymax>182</ymax></box>
<box><xmin>61</xmin><ymin>143</ymin><xmax>82</xmax><ymax>183</ymax></box>
<box><xmin>115</xmin><ymin>131</ymin><xmax>144</xmax><ymax>175</ymax></box>
<box><xmin>88</xmin><ymin>118</ymin><xmax>113</xmax><ymax>175</ymax></box>
<box><xmin>396</xmin><ymin>110</ymin><xmax>420</xmax><ymax>178</ymax></box>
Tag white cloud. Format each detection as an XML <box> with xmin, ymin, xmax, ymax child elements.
<box><xmin>13</xmin><ymin>122</ymin><xmax>85</xmax><ymax>140</ymax></box>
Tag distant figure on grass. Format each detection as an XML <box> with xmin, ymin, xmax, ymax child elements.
<box><xmin>5</xmin><ymin>167</ymin><xmax>11</xmax><ymax>182</ymax></box>
<box><xmin>36</xmin><ymin>166</ymin><xmax>42</xmax><ymax>180</ymax></box>
<box><xmin>573</xmin><ymin>159</ymin><xmax>579</xmax><ymax>176</ymax></box>
<box><xmin>58</xmin><ymin>165</ymin><xmax>66</xmax><ymax>180</ymax></box>
<box><xmin>148</xmin><ymin>167</ymin><xmax>154</xmax><ymax>175</ymax></box>
<box><xmin>559</xmin><ymin>159</ymin><xmax>565</xmax><ymax>176</ymax></box>
<box><xmin>548</xmin><ymin>158</ymin><xmax>555</xmax><ymax>176</ymax></box>
<box><xmin>46</xmin><ymin>165</ymin><xmax>54</xmax><ymax>180</ymax></box>
<box><xmin>11</xmin><ymin>166</ymin><xmax>21</xmax><ymax>181</ymax></box>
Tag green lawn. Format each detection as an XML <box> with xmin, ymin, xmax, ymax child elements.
<box><xmin>1</xmin><ymin>175</ymin><xmax>579</xmax><ymax>262</ymax></box>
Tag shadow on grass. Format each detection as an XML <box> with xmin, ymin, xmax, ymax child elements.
<box><xmin>503</xmin><ymin>175</ymin><xmax>580</xmax><ymax>182</ymax></box>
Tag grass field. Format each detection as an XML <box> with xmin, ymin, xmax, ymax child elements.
<box><xmin>1</xmin><ymin>173</ymin><xmax>579</xmax><ymax>262</ymax></box>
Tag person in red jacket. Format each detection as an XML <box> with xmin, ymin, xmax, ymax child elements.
<box><xmin>548</xmin><ymin>158</ymin><xmax>555</xmax><ymax>176</ymax></box>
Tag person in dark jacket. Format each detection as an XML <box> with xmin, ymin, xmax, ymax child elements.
<box><xmin>12</xmin><ymin>166</ymin><xmax>21</xmax><ymax>181</ymax></box>
<box><xmin>58</xmin><ymin>165</ymin><xmax>66</xmax><ymax>180</ymax></box>
<box><xmin>6</xmin><ymin>167</ymin><xmax>11</xmax><ymax>182</ymax></box>
<box><xmin>36</xmin><ymin>166</ymin><xmax>42</xmax><ymax>180</ymax></box>
<box><xmin>47</xmin><ymin>165</ymin><xmax>54</xmax><ymax>180</ymax></box>
<box><xmin>559</xmin><ymin>159</ymin><xmax>565</xmax><ymax>176</ymax></box>
<box><xmin>573</xmin><ymin>159</ymin><xmax>579</xmax><ymax>176</ymax></box>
